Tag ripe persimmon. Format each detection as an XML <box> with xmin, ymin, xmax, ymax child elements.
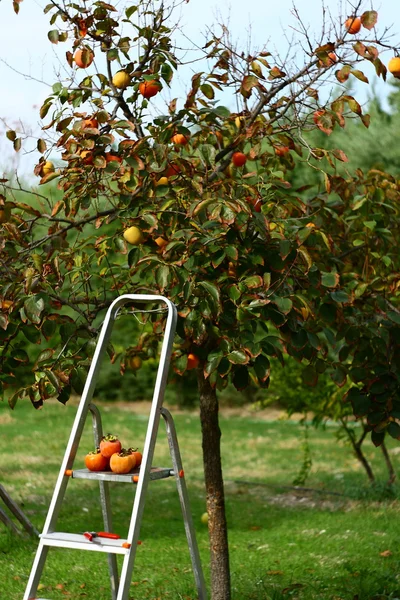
<box><xmin>164</xmin><ymin>163</ymin><xmax>181</xmax><ymax>178</ymax></box>
<box><xmin>85</xmin><ymin>448</ymin><xmax>109</xmax><ymax>472</ymax></box>
<box><xmin>105</xmin><ymin>152</ymin><xmax>122</xmax><ymax>163</ymax></box>
<box><xmin>232</xmin><ymin>152</ymin><xmax>247</xmax><ymax>167</ymax></box>
<box><xmin>388</xmin><ymin>57</ymin><xmax>400</xmax><ymax>78</ymax></box>
<box><xmin>247</xmin><ymin>195</ymin><xmax>262</xmax><ymax>213</ymax></box>
<box><xmin>128</xmin><ymin>448</ymin><xmax>143</xmax><ymax>467</ymax></box>
<box><xmin>110</xmin><ymin>450</ymin><xmax>136</xmax><ymax>474</ymax></box>
<box><xmin>187</xmin><ymin>353</ymin><xmax>200</xmax><ymax>370</ymax></box>
<box><xmin>344</xmin><ymin>16</ymin><xmax>361</xmax><ymax>34</ymax></box>
<box><xmin>74</xmin><ymin>48</ymin><xmax>94</xmax><ymax>68</ymax></box>
<box><xmin>83</xmin><ymin>117</ymin><xmax>98</xmax><ymax>129</ymax></box>
<box><xmin>318</xmin><ymin>52</ymin><xmax>338</xmax><ymax>68</ymax></box>
<box><xmin>171</xmin><ymin>133</ymin><xmax>189</xmax><ymax>146</ymax></box>
<box><xmin>138</xmin><ymin>79</ymin><xmax>161</xmax><ymax>99</ymax></box>
<box><xmin>274</xmin><ymin>145</ymin><xmax>290</xmax><ymax>157</ymax></box>
<box><xmin>155</xmin><ymin>236</ymin><xmax>168</xmax><ymax>248</ymax></box>
<box><xmin>100</xmin><ymin>434</ymin><xmax>122</xmax><ymax>458</ymax></box>
<box><xmin>80</xmin><ymin>150</ymin><xmax>94</xmax><ymax>165</ymax></box>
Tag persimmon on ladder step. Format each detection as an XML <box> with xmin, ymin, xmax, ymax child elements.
<box><xmin>23</xmin><ymin>294</ymin><xmax>207</xmax><ymax>600</ymax></box>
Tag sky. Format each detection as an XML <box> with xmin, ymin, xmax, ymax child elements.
<box><xmin>0</xmin><ymin>0</ymin><xmax>399</xmax><ymax>175</ymax></box>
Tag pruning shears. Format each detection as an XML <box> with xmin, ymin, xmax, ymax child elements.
<box><xmin>83</xmin><ymin>531</ymin><xmax>120</xmax><ymax>542</ymax></box>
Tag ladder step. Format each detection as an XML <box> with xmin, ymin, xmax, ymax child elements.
<box><xmin>69</xmin><ymin>466</ymin><xmax>174</xmax><ymax>483</ymax></box>
<box><xmin>40</xmin><ymin>532</ymin><xmax>130</xmax><ymax>554</ymax></box>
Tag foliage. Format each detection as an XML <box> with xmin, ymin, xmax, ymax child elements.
<box><xmin>1</xmin><ymin>0</ymin><xmax>399</xmax><ymax>450</ymax></box>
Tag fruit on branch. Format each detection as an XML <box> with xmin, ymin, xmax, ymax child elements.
<box><xmin>171</xmin><ymin>133</ymin><xmax>189</xmax><ymax>146</ymax></box>
<box><xmin>80</xmin><ymin>150</ymin><xmax>94</xmax><ymax>165</ymax></box>
<box><xmin>318</xmin><ymin>52</ymin><xmax>338</xmax><ymax>67</ymax></box>
<box><xmin>156</xmin><ymin>176</ymin><xmax>169</xmax><ymax>186</ymax></box>
<box><xmin>246</xmin><ymin>195</ymin><xmax>262</xmax><ymax>213</ymax></box>
<box><xmin>232</xmin><ymin>152</ymin><xmax>247</xmax><ymax>167</ymax></box>
<box><xmin>74</xmin><ymin>48</ymin><xmax>94</xmax><ymax>68</ymax></box>
<box><xmin>41</xmin><ymin>161</ymin><xmax>55</xmax><ymax>176</ymax></box>
<box><xmin>274</xmin><ymin>145</ymin><xmax>290</xmax><ymax>157</ymax></box>
<box><xmin>83</xmin><ymin>117</ymin><xmax>98</xmax><ymax>129</ymax></box>
<box><xmin>138</xmin><ymin>79</ymin><xmax>161</xmax><ymax>99</ymax></box>
<box><xmin>388</xmin><ymin>57</ymin><xmax>400</xmax><ymax>78</ymax></box>
<box><xmin>123</xmin><ymin>226</ymin><xmax>144</xmax><ymax>245</ymax></box>
<box><xmin>164</xmin><ymin>163</ymin><xmax>181</xmax><ymax>178</ymax></box>
<box><xmin>344</xmin><ymin>16</ymin><xmax>361</xmax><ymax>34</ymax></box>
<box><xmin>155</xmin><ymin>236</ymin><xmax>168</xmax><ymax>248</ymax></box>
<box><xmin>112</xmin><ymin>70</ymin><xmax>131</xmax><ymax>89</ymax></box>
<box><xmin>105</xmin><ymin>152</ymin><xmax>122</xmax><ymax>163</ymax></box>
<box><xmin>110</xmin><ymin>450</ymin><xmax>136</xmax><ymax>474</ymax></box>
<box><xmin>100</xmin><ymin>434</ymin><xmax>122</xmax><ymax>458</ymax></box>
<box><xmin>127</xmin><ymin>355</ymin><xmax>142</xmax><ymax>370</ymax></box>
<box><xmin>85</xmin><ymin>448</ymin><xmax>109</xmax><ymax>472</ymax></box>
<box><xmin>187</xmin><ymin>353</ymin><xmax>200</xmax><ymax>370</ymax></box>
<box><xmin>0</xmin><ymin>204</ymin><xmax>11</xmax><ymax>224</ymax></box>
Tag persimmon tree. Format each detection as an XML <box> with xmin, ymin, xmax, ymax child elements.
<box><xmin>1</xmin><ymin>0</ymin><xmax>400</xmax><ymax>597</ymax></box>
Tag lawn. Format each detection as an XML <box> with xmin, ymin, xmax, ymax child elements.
<box><xmin>1</xmin><ymin>398</ymin><xmax>400</xmax><ymax>599</ymax></box>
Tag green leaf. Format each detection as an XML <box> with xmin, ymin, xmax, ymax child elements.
<box><xmin>6</xmin><ymin>130</ymin><xmax>16</xmax><ymax>142</ymax></box>
<box><xmin>228</xmin><ymin>285</ymin><xmax>241</xmax><ymax>302</ymax></box>
<box><xmin>387</xmin><ymin>311</ymin><xmax>400</xmax><ymax>325</ymax></box>
<box><xmin>34</xmin><ymin>349</ymin><xmax>54</xmax><ymax>367</ymax></box>
<box><xmin>254</xmin><ymin>355</ymin><xmax>270</xmax><ymax>382</ymax></box>
<box><xmin>227</xmin><ymin>350</ymin><xmax>249</xmax><ymax>365</ymax></box>
<box><xmin>331</xmin><ymin>366</ymin><xmax>347</xmax><ymax>388</ymax></box>
<box><xmin>200</xmin><ymin>83</ymin><xmax>215</xmax><ymax>99</ymax></box>
<box><xmin>302</xmin><ymin>365</ymin><xmax>318</xmax><ymax>387</ymax></box>
<box><xmin>125</xmin><ymin>5</ymin><xmax>138</xmax><ymax>18</ymax></box>
<box><xmin>321</xmin><ymin>271</ymin><xmax>339</xmax><ymax>288</ymax></box>
<box><xmin>371</xmin><ymin>430</ymin><xmax>385</xmax><ymax>448</ymax></box>
<box><xmin>48</xmin><ymin>29</ymin><xmax>59</xmax><ymax>44</ymax></box>
<box><xmin>204</xmin><ymin>350</ymin><xmax>223</xmax><ymax>377</ymax></box>
<box><xmin>198</xmin><ymin>281</ymin><xmax>221</xmax><ymax>313</ymax></box>
<box><xmin>243</xmin><ymin>275</ymin><xmax>263</xmax><ymax>289</ymax></box>
<box><xmin>156</xmin><ymin>265</ymin><xmax>170</xmax><ymax>290</ymax></box>
<box><xmin>24</xmin><ymin>296</ymin><xmax>45</xmax><ymax>324</ymax></box>
<box><xmin>272</xmin><ymin>297</ymin><xmax>292</xmax><ymax>315</ymax></box>
<box><xmin>387</xmin><ymin>422</ymin><xmax>400</xmax><ymax>440</ymax></box>
<box><xmin>232</xmin><ymin>366</ymin><xmax>249</xmax><ymax>390</ymax></box>
<box><xmin>330</xmin><ymin>291</ymin><xmax>349</xmax><ymax>303</ymax></box>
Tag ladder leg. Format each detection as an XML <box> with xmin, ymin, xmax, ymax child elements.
<box><xmin>23</xmin><ymin>541</ymin><xmax>49</xmax><ymax>600</ymax></box>
<box><xmin>0</xmin><ymin>484</ymin><xmax>39</xmax><ymax>537</ymax></box>
<box><xmin>90</xmin><ymin>404</ymin><xmax>119</xmax><ymax>600</ymax></box>
<box><xmin>161</xmin><ymin>408</ymin><xmax>208</xmax><ymax>600</ymax></box>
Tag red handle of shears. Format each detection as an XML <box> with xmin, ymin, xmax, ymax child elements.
<box><xmin>83</xmin><ymin>531</ymin><xmax>120</xmax><ymax>541</ymax></box>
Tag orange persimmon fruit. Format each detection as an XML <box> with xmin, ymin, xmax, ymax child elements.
<box><xmin>100</xmin><ymin>434</ymin><xmax>122</xmax><ymax>458</ymax></box>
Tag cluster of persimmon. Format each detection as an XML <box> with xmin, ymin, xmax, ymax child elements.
<box><xmin>84</xmin><ymin>434</ymin><xmax>143</xmax><ymax>474</ymax></box>
<box><xmin>72</xmin><ymin>47</ymin><xmax>162</xmax><ymax>99</ymax></box>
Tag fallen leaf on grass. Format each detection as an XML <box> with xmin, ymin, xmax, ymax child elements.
<box><xmin>380</xmin><ymin>549</ymin><xmax>392</xmax><ymax>557</ymax></box>
<box><xmin>267</xmin><ymin>570</ymin><xmax>284</xmax><ymax>576</ymax></box>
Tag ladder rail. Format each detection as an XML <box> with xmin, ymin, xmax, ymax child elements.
<box><xmin>89</xmin><ymin>403</ymin><xmax>119</xmax><ymax>600</ymax></box>
<box><xmin>161</xmin><ymin>407</ymin><xmax>208</xmax><ymax>600</ymax></box>
<box><xmin>115</xmin><ymin>296</ymin><xmax>178</xmax><ymax>600</ymax></box>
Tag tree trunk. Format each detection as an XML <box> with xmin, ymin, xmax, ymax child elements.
<box><xmin>197</xmin><ymin>370</ymin><xmax>231</xmax><ymax>600</ymax></box>
<box><xmin>381</xmin><ymin>441</ymin><xmax>396</xmax><ymax>486</ymax></box>
<box><xmin>340</xmin><ymin>419</ymin><xmax>375</xmax><ymax>483</ymax></box>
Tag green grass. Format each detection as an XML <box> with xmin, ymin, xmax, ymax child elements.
<box><xmin>1</xmin><ymin>399</ymin><xmax>400</xmax><ymax>599</ymax></box>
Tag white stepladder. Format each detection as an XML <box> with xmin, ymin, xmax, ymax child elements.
<box><xmin>24</xmin><ymin>294</ymin><xmax>207</xmax><ymax>600</ymax></box>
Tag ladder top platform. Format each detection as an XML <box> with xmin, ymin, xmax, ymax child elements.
<box><xmin>70</xmin><ymin>466</ymin><xmax>174</xmax><ymax>483</ymax></box>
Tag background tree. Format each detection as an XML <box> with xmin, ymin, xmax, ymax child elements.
<box><xmin>1</xmin><ymin>1</ymin><xmax>400</xmax><ymax>598</ymax></box>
